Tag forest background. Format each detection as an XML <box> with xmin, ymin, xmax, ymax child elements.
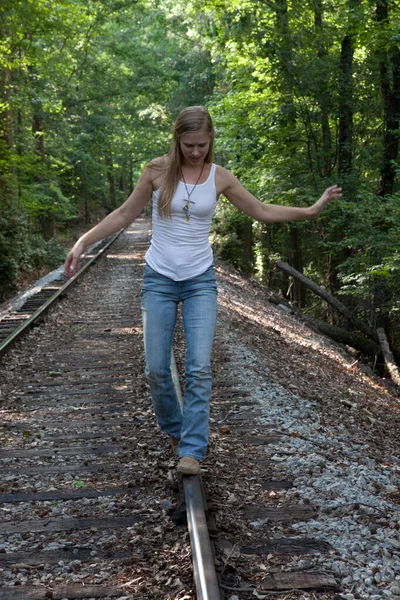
<box><xmin>1</xmin><ymin>0</ymin><xmax>400</xmax><ymax>360</ymax></box>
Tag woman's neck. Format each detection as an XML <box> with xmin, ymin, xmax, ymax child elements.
<box><xmin>181</xmin><ymin>161</ymin><xmax>209</xmax><ymax>184</ymax></box>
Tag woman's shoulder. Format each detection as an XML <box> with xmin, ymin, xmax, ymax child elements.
<box><xmin>143</xmin><ymin>156</ymin><xmax>168</xmax><ymax>189</ymax></box>
<box><xmin>147</xmin><ymin>155</ymin><xmax>168</xmax><ymax>170</ymax></box>
<box><xmin>215</xmin><ymin>164</ymin><xmax>236</xmax><ymax>189</ymax></box>
<box><xmin>215</xmin><ymin>164</ymin><xmax>229</xmax><ymax>173</ymax></box>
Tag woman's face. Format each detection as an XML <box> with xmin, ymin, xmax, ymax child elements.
<box><xmin>180</xmin><ymin>130</ymin><xmax>211</xmax><ymax>167</ymax></box>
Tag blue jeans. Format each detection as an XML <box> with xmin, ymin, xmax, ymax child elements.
<box><xmin>141</xmin><ymin>264</ymin><xmax>218</xmax><ymax>461</ymax></box>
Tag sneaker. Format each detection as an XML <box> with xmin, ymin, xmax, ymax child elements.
<box><xmin>177</xmin><ymin>457</ymin><xmax>200</xmax><ymax>475</ymax></box>
<box><xmin>170</xmin><ymin>437</ymin><xmax>180</xmax><ymax>456</ymax></box>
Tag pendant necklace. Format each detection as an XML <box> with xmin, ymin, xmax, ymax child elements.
<box><xmin>181</xmin><ymin>163</ymin><xmax>204</xmax><ymax>222</ymax></box>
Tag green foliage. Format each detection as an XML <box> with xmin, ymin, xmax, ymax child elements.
<box><xmin>211</xmin><ymin>197</ymin><xmax>255</xmax><ymax>271</ymax></box>
<box><xmin>193</xmin><ymin>0</ymin><xmax>400</xmax><ymax>351</ymax></box>
<box><xmin>2</xmin><ymin>0</ymin><xmax>400</xmax><ymax>354</ymax></box>
<box><xmin>0</xmin><ymin>205</ymin><xmax>29</xmax><ymax>297</ymax></box>
<box><xmin>0</xmin><ymin>200</ymin><xmax>67</xmax><ymax>301</ymax></box>
<box><xmin>329</xmin><ymin>189</ymin><xmax>400</xmax><ymax>325</ymax></box>
<box><xmin>22</xmin><ymin>235</ymin><xmax>67</xmax><ymax>273</ymax></box>
<box><xmin>21</xmin><ymin>182</ymin><xmax>74</xmax><ymax>222</ymax></box>
<box><xmin>72</xmin><ymin>480</ymin><xmax>86</xmax><ymax>489</ymax></box>
<box><xmin>22</xmin><ymin>430</ymin><xmax>41</xmax><ymax>442</ymax></box>
<box><xmin>0</xmin><ymin>0</ymin><xmax>215</xmax><ymax>297</ymax></box>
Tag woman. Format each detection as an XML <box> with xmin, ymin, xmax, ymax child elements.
<box><xmin>65</xmin><ymin>106</ymin><xmax>341</xmax><ymax>475</ymax></box>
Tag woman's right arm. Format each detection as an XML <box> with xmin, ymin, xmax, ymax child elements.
<box><xmin>64</xmin><ymin>164</ymin><xmax>155</xmax><ymax>277</ymax></box>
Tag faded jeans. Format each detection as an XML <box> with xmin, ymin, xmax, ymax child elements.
<box><xmin>141</xmin><ymin>264</ymin><xmax>218</xmax><ymax>461</ymax></box>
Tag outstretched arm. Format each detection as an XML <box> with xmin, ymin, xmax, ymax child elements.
<box><xmin>217</xmin><ymin>167</ymin><xmax>341</xmax><ymax>222</ymax></box>
<box><xmin>64</xmin><ymin>164</ymin><xmax>155</xmax><ymax>277</ymax></box>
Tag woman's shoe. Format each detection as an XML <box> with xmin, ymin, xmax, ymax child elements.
<box><xmin>177</xmin><ymin>456</ymin><xmax>200</xmax><ymax>475</ymax></box>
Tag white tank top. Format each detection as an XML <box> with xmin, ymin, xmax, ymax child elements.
<box><xmin>145</xmin><ymin>163</ymin><xmax>217</xmax><ymax>281</ymax></box>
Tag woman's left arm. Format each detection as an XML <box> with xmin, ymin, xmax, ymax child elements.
<box><xmin>217</xmin><ymin>167</ymin><xmax>342</xmax><ymax>223</ymax></box>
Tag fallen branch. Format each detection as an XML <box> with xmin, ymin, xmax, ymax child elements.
<box><xmin>275</xmin><ymin>260</ymin><xmax>378</xmax><ymax>342</ymax></box>
<box><xmin>220</xmin><ymin>584</ymin><xmax>303</xmax><ymax>595</ymax></box>
<box><xmin>377</xmin><ymin>327</ymin><xmax>400</xmax><ymax>386</ymax></box>
<box><xmin>219</xmin><ymin>542</ymin><xmax>239</xmax><ymax>581</ymax></box>
<box><xmin>302</xmin><ymin>315</ymin><xmax>381</xmax><ymax>358</ymax></box>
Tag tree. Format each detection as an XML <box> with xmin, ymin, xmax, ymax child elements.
<box><xmin>0</xmin><ymin>0</ymin><xmax>215</xmax><ymax>298</ymax></box>
<box><xmin>375</xmin><ymin>0</ymin><xmax>400</xmax><ymax>196</ymax></box>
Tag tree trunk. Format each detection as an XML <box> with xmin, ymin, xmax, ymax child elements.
<box><xmin>376</xmin><ymin>0</ymin><xmax>400</xmax><ymax>196</ymax></box>
<box><xmin>369</xmin><ymin>1</ymin><xmax>400</xmax><ymax>342</ymax></box>
<box><xmin>237</xmin><ymin>220</ymin><xmax>253</xmax><ymax>272</ymax></box>
<box><xmin>289</xmin><ymin>227</ymin><xmax>306</xmax><ymax>308</ymax></box>
<box><xmin>32</xmin><ymin>104</ymin><xmax>46</xmax><ymax>163</ymax></box>
<box><xmin>81</xmin><ymin>160</ymin><xmax>90</xmax><ymax>224</ymax></box>
<box><xmin>337</xmin><ymin>0</ymin><xmax>361</xmax><ymax>180</ymax></box>
<box><xmin>273</xmin><ymin>0</ymin><xmax>304</xmax><ymax>304</ymax></box>
<box><xmin>314</xmin><ymin>0</ymin><xmax>333</xmax><ymax>177</ymax></box>
<box><xmin>79</xmin><ymin>106</ymin><xmax>90</xmax><ymax>223</ymax></box>
<box><xmin>31</xmin><ymin>91</ymin><xmax>55</xmax><ymax>239</ymax></box>
<box><xmin>40</xmin><ymin>215</ymin><xmax>56</xmax><ymax>240</ymax></box>
<box><xmin>0</xmin><ymin>66</ymin><xmax>16</xmax><ymax>200</ymax></box>
<box><xmin>338</xmin><ymin>33</ymin><xmax>354</xmax><ymax>176</ymax></box>
<box><xmin>303</xmin><ymin>315</ymin><xmax>381</xmax><ymax>358</ymax></box>
<box><xmin>105</xmin><ymin>149</ymin><xmax>116</xmax><ymax>209</ymax></box>
<box><xmin>275</xmin><ymin>259</ymin><xmax>378</xmax><ymax>342</ymax></box>
<box><xmin>330</xmin><ymin>0</ymin><xmax>361</xmax><ymax>299</ymax></box>
<box><xmin>377</xmin><ymin>327</ymin><xmax>400</xmax><ymax>386</ymax></box>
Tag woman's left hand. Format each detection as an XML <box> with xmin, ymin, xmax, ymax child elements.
<box><xmin>309</xmin><ymin>185</ymin><xmax>342</xmax><ymax>218</ymax></box>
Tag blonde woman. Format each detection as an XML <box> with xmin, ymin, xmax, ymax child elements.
<box><xmin>65</xmin><ymin>106</ymin><xmax>341</xmax><ymax>475</ymax></box>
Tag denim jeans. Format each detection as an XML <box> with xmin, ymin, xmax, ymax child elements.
<box><xmin>141</xmin><ymin>264</ymin><xmax>218</xmax><ymax>461</ymax></box>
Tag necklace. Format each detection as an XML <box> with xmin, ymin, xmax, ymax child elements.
<box><xmin>181</xmin><ymin>163</ymin><xmax>205</xmax><ymax>222</ymax></box>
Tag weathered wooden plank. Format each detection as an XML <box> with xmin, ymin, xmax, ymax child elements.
<box><xmin>212</xmin><ymin>380</ymin><xmax>241</xmax><ymax>387</ymax></box>
<box><xmin>244</xmin><ymin>505</ymin><xmax>317</xmax><ymax>521</ymax></box>
<box><xmin>263</xmin><ymin>480</ymin><xmax>294</xmax><ymax>490</ymax></box>
<box><xmin>213</xmin><ymin>391</ymin><xmax>250</xmax><ymax>398</ymax></box>
<box><xmin>0</xmin><ymin>515</ymin><xmax>145</xmax><ymax>534</ymax></box>
<box><xmin>212</xmin><ymin>398</ymin><xmax>254</xmax><ymax>406</ymax></box>
<box><xmin>0</xmin><ymin>487</ymin><xmax>132</xmax><ymax>504</ymax></box>
<box><xmin>15</xmin><ymin>398</ymin><xmax>130</xmax><ymax>410</ymax></box>
<box><xmin>45</xmin><ymin>353</ymin><xmax>129</xmax><ymax>359</ymax></box>
<box><xmin>25</xmin><ymin>387</ymin><xmax>123</xmax><ymax>397</ymax></box>
<box><xmin>45</xmin><ymin>355</ymin><xmax>132</xmax><ymax>364</ymax></box>
<box><xmin>226</xmin><ymin>411</ymin><xmax>262</xmax><ymax>421</ymax></box>
<box><xmin>241</xmin><ymin>537</ymin><xmax>331</xmax><ymax>555</ymax></box>
<box><xmin>4</xmin><ymin>432</ymin><xmax>124</xmax><ymax>444</ymax></box>
<box><xmin>0</xmin><ymin>548</ymin><xmax>131</xmax><ymax>566</ymax></box>
<box><xmin>0</xmin><ymin>405</ymin><xmax>133</xmax><ymax>419</ymax></box>
<box><xmin>38</xmin><ymin>361</ymin><xmax>129</xmax><ymax>369</ymax></box>
<box><xmin>0</xmin><ymin>463</ymin><xmax>109</xmax><ymax>476</ymax></box>
<box><xmin>25</xmin><ymin>376</ymin><xmax>133</xmax><ymax>387</ymax></box>
<box><xmin>229</xmin><ymin>436</ymin><xmax>282</xmax><ymax>445</ymax></box>
<box><xmin>43</xmin><ymin>404</ymin><xmax>136</xmax><ymax>415</ymax></box>
<box><xmin>0</xmin><ymin>583</ymin><xmax>127</xmax><ymax>599</ymax></box>
<box><xmin>220</xmin><ymin>427</ymin><xmax>264</xmax><ymax>436</ymax></box>
<box><xmin>2</xmin><ymin>419</ymin><xmax>132</xmax><ymax>430</ymax></box>
<box><xmin>47</xmin><ymin>432</ymin><xmax>126</xmax><ymax>443</ymax></box>
<box><xmin>0</xmin><ymin>444</ymin><xmax>121</xmax><ymax>459</ymax></box>
<box><xmin>259</xmin><ymin>571</ymin><xmax>337</xmax><ymax>591</ymax></box>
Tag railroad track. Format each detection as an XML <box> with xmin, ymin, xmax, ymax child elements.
<box><xmin>0</xmin><ymin>232</ymin><xmax>123</xmax><ymax>356</ymax></box>
<box><xmin>0</xmin><ymin>218</ymin><xmax>342</xmax><ymax>600</ymax></box>
<box><xmin>0</xmin><ymin>218</ymin><xmax>223</xmax><ymax>600</ymax></box>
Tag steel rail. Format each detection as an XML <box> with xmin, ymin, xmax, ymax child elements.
<box><xmin>184</xmin><ymin>475</ymin><xmax>221</xmax><ymax>600</ymax></box>
<box><xmin>0</xmin><ymin>231</ymin><xmax>122</xmax><ymax>358</ymax></box>
<box><xmin>170</xmin><ymin>352</ymin><xmax>221</xmax><ymax>600</ymax></box>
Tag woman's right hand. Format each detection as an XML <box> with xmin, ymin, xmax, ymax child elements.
<box><xmin>64</xmin><ymin>242</ymin><xmax>85</xmax><ymax>278</ymax></box>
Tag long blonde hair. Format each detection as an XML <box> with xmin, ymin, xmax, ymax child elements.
<box><xmin>158</xmin><ymin>106</ymin><xmax>215</xmax><ymax>218</ymax></box>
